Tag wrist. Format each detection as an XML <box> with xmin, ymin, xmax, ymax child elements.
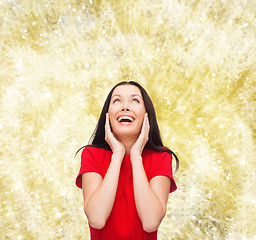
<box><xmin>130</xmin><ymin>149</ymin><xmax>141</xmax><ymax>158</ymax></box>
<box><xmin>112</xmin><ymin>152</ymin><xmax>125</xmax><ymax>161</ymax></box>
<box><xmin>130</xmin><ymin>155</ymin><xmax>142</xmax><ymax>165</ymax></box>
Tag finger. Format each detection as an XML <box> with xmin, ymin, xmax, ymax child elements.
<box><xmin>105</xmin><ymin>113</ymin><xmax>115</xmax><ymax>139</ymax></box>
<box><xmin>143</xmin><ymin>112</ymin><xmax>149</xmax><ymax>134</ymax></box>
<box><xmin>105</xmin><ymin>113</ymin><xmax>111</xmax><ymax>136</ymax></box>
<box><xmin>105</xmin><ymin>113</ymin><xmax>108</xmax><ymax>126</ymax></box>
<box><xmin>105</xmin><ymin>113</ymin><xmax>107</xmax><ymax>129</ymax></box>
<box><xmin>107</xmin><ymin>113</ymin><xmax>111</xmax><ymax>128</ymax></box>
<box><xmin>142</xmin><ymin>113</ymin><xmax>149</xmax><ymax>141</ymax></box>
<box><xmin>146</xmin><ymin>113</ymin><xmax>150</xmax><ymax>132</ymax></box>
<box><xmin>142</xmin><ymin>113</ymin><xmax>147</xmax><ymax>132</ymax></box>
<box><xmin>145</xmin><ymin>113</ymin><xmax>149</xmax><ymax>137</ymax></box>
<box><xmin>140</xmin><ymin>113</ymin><xmax>148</xmax><ymax>139</ymax></box>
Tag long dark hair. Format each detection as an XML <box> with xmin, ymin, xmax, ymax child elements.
<box><xmin>76</xmin><ymin>81</ymin><xmax>179</xmax><ymax>172</ymax></box>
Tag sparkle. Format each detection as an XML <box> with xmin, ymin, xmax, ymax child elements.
<box><xmin>1</xmin><ymin>1</ymin><xmax>255</xmax><ymax>239</ymax></box>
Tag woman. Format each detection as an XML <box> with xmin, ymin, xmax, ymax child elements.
<box><xmin>76</xmin><ymin>81</ymin><xmax>179</xmax><ymax>240</ymax></box>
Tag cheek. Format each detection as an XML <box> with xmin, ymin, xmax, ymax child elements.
<box><xmin>108</xmin><ymin>104</ymin><xmax>118</xmax><ymax>115</ymax></box>
<box><xmin>108</xmin><ymin>106</ymin><xmax>115</xmax><ymax>119</ymax></box>
<box><xmin>138</xmin><ymin>118</ymin><xmax>144</xmax><ymax>129</ymax></box>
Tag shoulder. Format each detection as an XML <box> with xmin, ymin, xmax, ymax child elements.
<box><xmin>82</xmin><ymin>145</ymin><xmax>110</xmax><ymax>155</ymax></box>
<box><xmin>143</xmin><ymin>147</ymin><xmax>172</xmax><ymax>159</ymax></box>
<box><xmin>81</xmin><ymin>146</ymin><xmax>111</xmax><ymax>163</ymax></box>
<box><xmin>143</xmin><ymin>147</ymin><xmax>175</xmax><ymax>186</ymax></box>
<box><xmin>142</xmin><ymin>148</ymin><xmax>172</xmax><ymax>171</ymax></box>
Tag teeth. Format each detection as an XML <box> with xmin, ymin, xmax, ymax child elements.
<box><xmin>117</xmin><ymin>116</ymin><xmax>134</xmax><ymax>122</ymax></box>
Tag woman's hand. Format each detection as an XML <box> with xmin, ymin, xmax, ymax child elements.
<box><xmin>83</xmin><ymin>113</ymin><xmax>125</xmax><ymax>229</ymax></box>
<box><xmin>105</xmin><ymin>113</ymin><xmax>125</xmax><ymax>158</ymax></box>
<box><xmin>130</xmin><ymin>113</ymin><xmax>150</xmax><ymax>162</ymax></box>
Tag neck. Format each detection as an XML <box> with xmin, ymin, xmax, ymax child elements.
<box><xmin>116</xmin><ymin>135</ymin><xmax>138</xmax><ymax>155</ymax></box>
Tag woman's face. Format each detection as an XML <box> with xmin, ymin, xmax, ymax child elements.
<box><xmin>108</xmin><ymin>84</ymin><xmax>146</xmax><ymax>139</ymax></box>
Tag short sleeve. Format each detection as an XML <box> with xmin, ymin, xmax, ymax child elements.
<box><xmin>151</xmin><ymin>152</ymin><xmax>177</xmax><ymax>193</ymax></box>
<box><xmin>75</xmin><ymin>147</ymin><xmax>101</xmax><ymax>189</ymax></box>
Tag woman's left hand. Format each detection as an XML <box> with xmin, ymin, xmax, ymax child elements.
<box><xmin>130</xmin><ymin>113</ymin><xmax>150</xmax><ymax>161</ymax></box>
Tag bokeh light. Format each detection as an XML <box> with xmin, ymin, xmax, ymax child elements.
<box><xmin>1</xmin><ymin>0</ymin><xmax>256</xmax><ymax>239</ymax></box>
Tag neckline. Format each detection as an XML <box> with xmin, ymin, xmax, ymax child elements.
<box><xmin>104</xmin><ymin>148</ymin><xmax>149</xmax><ymax>158</ymax></box>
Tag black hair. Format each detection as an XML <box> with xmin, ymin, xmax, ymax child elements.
<box><xmin>76</xmin><ymin>81</ymin><xmax>179</xmax><ymax>172</ymax></box>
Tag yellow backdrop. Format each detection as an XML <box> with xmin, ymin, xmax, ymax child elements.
<box><xmin>1</xmin><ymin>0</ymin><xmax>255</xmax><ymax>239</ymax></box>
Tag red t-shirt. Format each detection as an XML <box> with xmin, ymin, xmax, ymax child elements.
<box><xmin>76</xmin><ymin>146</ymin><xmax>177</xmax><ymax>240</ymax></box>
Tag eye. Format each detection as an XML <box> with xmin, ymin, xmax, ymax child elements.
<box><xmin>113</xmin><ymin>99</ymin><xmax>120</xmax><ymax>103</ymax></box>
<box><xmin>132</xmin><ymin>99</ymin><xmax>139</xmax><ymax>103</ymax></box>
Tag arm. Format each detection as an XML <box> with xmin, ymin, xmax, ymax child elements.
<box><xmin>82</xmin><ymin>153</ymin><xmax>123</xmax><ymax>229</ymax></box>
<box><xmin>131</xmin><ymin>158</ymin><xmax>171</xmax><ymax>232</ymax></box>
<box><xmin>130</xmin><ymin>113</ymin><xmax>170</xmax><ymax>232</ymax></box>
<box><xmin>82</xmin><ymin>113</ymin><xmax>125</xmax><ymax>229</ymax></box>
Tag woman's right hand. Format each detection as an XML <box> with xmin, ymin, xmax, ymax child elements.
<box><xmin>83</xmin><ymin>113</ymin><xmax>125</xmax><ymax>228</ymax></box>
<box><xmin>105</xmin><ymin>113</ymin><xmax>125</xmax><ymax>158</ymax></box>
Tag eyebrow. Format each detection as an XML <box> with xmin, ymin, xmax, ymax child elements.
<box><xmin>111</xmin><ymin>94</ymin><xmax>142</xmax><ymax>99</ymax></box>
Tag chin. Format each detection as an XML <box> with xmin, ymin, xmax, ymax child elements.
<box><xmin>114</xmin><ymin>128</ymin><xmax>140</xmax><ymax>139</ymax></box>
<box><xmin>111</xmin><ymin>121</ymin><xmax>143</xmax><ymax>140</ymax></box>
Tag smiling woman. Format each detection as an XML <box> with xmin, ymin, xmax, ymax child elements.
<box><xmin>75</xmin><ymin>81</ymin><xmax>179</xmax><ymax>240</ymax></box>
<box><xmin>108</xmin><ymin>85</ymin><xmax>146</xmax><ymax>152</ymax></box>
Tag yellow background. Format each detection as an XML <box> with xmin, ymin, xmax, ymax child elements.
<box><xmin>1</xmin><ymin>0</ymin><xmax>255</xmax><ymax>239</ymax></box>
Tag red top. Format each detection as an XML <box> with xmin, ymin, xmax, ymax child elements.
<box><xmin>76</xmin><ymin>146</ymin><xmax>177</xmax><ymax>240</ymax></box>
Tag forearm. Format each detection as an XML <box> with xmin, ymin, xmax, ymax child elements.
<box><xmin>85</xmin><ymin>154</ymin><xmax>122</xmax><ymax>228</ymax></box>
<box><xmin>132</xmin><ymin>157</ymin><xmax>165</xmax><ymax>232</ymax></box>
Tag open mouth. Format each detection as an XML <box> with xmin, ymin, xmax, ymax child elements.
<box><xmin>117</xmin><ymin>115</ymin><xmax>135</xmax><ymax>124</ymax></box>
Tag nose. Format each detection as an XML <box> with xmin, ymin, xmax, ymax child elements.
<box><xmin>121</xmin><ymin>101</ymin><xmax>130</xmax><ymax>111</ymax></box>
